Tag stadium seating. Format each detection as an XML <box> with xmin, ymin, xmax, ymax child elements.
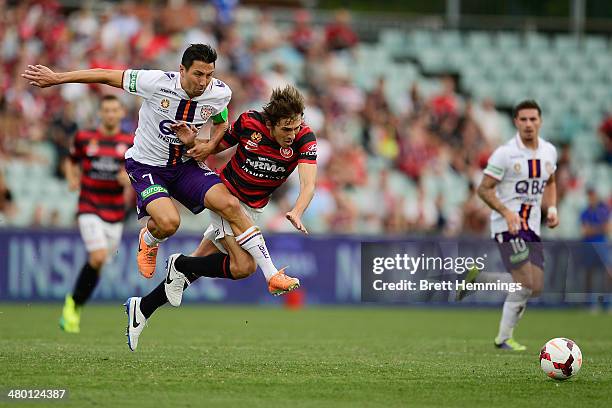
<box><xmin>1</xmin><ymin>14</ymin><xmax>609</xmax><ymax>235</ymax></box>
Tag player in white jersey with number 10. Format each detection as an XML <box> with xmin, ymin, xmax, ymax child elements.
<box><xmin>477</xmin><ymin>100</ymin><xmax>559</xmax><ymax>351</ymax></box>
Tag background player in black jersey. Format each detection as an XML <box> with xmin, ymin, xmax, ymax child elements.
<box><xmin>126</xmin><ymin>85</ymin><xmax>317</xmax><ymax>350</ymax></box>
<box><xmin>60</xmin><ymin>95</ymin><xmax>133</xmax><ymax>333</ymax></box>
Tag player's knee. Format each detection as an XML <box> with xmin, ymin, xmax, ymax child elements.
<box><xmin>89</xmin><ymin>251</ymin><xmax>108</xmax><ymax>270</ymax></box>
<box><xmin>217</xmin><ymin>195</ymin><xmax>243</xmax><ymax>222</ymax></box>
<box><xmin>519</xmin><ymin>280</ymin><xmax>540</xmax><ymax>297</ymax></box>
<box><xmin>155</xmin><ymin>214</ymin><xmax>180</xmax><ymax>236</ymax></box>
<box><xmin>530</xmin><ymin>283</ymin><xmax>543</xmax><ymax>297</ymax></box>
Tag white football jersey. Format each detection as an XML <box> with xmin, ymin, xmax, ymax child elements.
<box><xmin>483</xmin><ymin>133</ymin><xmax>557</xmax><ymax>237</ymax></box>
<box><xmin>122</xmin><ymin>69</ymin><xmax>231</xmax><ymax>166</ymax></box>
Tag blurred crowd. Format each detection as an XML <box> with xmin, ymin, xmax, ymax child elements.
<box><xmin>0</xmin><ymin>0</ymin><xmax>610</xmax><ymax>238</ymax></box>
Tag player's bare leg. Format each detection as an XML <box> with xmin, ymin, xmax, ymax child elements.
<box><xmin>203</xmin><ymin>183</ymin><xmax>299</xmax><ymax>292</ymax></box>
<box><xmin>137</xmin><ymin>198</ymin><xmax>180</xmax><ymax>278</ymax></box>
<box><xmin>495</xmin><ymin>262</ymin><xmax>543</xmax><ymax>350</ymax></box>
<box><xmin>191</xmin><ymin>238</ymin><xmax>219</xmax><ymax>257</ymax></box>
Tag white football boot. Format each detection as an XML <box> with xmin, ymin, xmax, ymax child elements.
<box><xmin>124</xmin><ymin>297</ymin><xmax>147</xmax><ymax>352</ymax></box>
<box><xmin>164</xmin><ymin>253</ymin><xmax>191</xmax><ymax>307</ymax></box>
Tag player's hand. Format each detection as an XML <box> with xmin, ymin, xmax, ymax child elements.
<box><xmin>186</xmin><ymin>140</ymin><xmax>215</xmax><ymax>162</ymax></box>
<box><xmin>503</xmin><ymin>210</ymin><xmax>521</xmax><ymax>235</ymax></box>
<box><xmin>21</xmin><ymin>65</ymin><xmax>60</xmax><ymax>88</ymax></box>
<box><xmin>286</xmin><ymin>211</ymin><xmax>308</xmax><ymax>234</ymax></box>
<box><xmin>67</xmin><ymin>178</ymin><xmax>80</xmax><ymax>192</ymax></box>
<box><xmin>546</xmin><ymin>209</ymin><xmax>559</xmax><ymax>229</ymax></box>
<box><xmin>116</xmin><ymin>170</ymin><xmax>130</xmax><ymax>187</ymax></box>
<box><xmin>170</xmin><ymin>122</ymin><xmax>198</xmax><ymax>146</ymax></box>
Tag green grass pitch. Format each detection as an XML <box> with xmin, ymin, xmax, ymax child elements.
<box><xmin>1</xmin><ymin>304</ymin><xmax>611</xmax><ymax>407</ymax></box>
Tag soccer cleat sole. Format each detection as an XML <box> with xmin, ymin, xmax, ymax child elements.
<box><xmin>494</xmin><ymin>341</ymin><xmax>527</xmax><ymax>351</ymax></box>
<box><xmin>270</xmin><ymin>282</ymin><xmax>300</xmax><ymax>296</ymax></box>
<box><xmin>124</xmin><ymin>299</ymin><xmax>135</xmax><ymax>352</ymax></box>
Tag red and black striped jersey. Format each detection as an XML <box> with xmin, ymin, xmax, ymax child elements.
<box><xmin>71</xmin><ymin>129</ymin><xmax>134</xmax><ymax>223</ymax></box>
<box><xmin>219</xmin><ymin>110</ymin><xmax>317</xmax><ymax>208</ymax></box>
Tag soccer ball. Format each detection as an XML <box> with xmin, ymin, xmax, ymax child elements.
<box><xmin>539</xmin><ymin>338</ymin><xmax>583</xmax><ymax>380</ymax></box>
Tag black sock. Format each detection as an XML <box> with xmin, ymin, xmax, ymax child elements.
<box><xmin>72</xmin><ymin>262</ymin><xmax>100</xmax><ymax>306</ymax></box>
<box><xmin>174</xmin><ymin>253</ymin><xmax>233</xmax><ymax>280</ymax></box>
<box><xmin>140</xmin><ymin>281</ymin><xmax>168</xmax><ymax>319</ymax></box>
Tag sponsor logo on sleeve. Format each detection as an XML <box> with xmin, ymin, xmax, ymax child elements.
<box><xmin>304</xmin><ymin>143</ymin><xmax>317</xmax><ymax>156</ymax></box>
<box><xmin>485</xmin><ymin>164</ymin><xmax>504</xmax><ymax>177</ymax></box>
<box><xmin>128</xmin><ymin>71</ymin><xmax>138</xmax><ymax>93</ymax></box>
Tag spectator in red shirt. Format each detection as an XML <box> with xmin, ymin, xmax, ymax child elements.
<box><xmin>290</xmin><ymin>9</ymin><xmax>316</xmax><ymax>55</ymax></box>
<box><xmin>430</xmin><ymin>76</ymin><xmax>459</xmax><ymax>118</ymax></box>
<box><xmin>325</xmin><ymin>9</ymin><xmax>358</xmax><ymax>52</ymax></box>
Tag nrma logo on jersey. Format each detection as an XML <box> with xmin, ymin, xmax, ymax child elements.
<box><xmin>515</xmin><ymin>180</ymin><xmax>547</xmax><ymax>195</ymax></box>
<box><xmin>245</xmin><ymin>157</ymin><xmax>286</xmax><ymax>173</ymax></box>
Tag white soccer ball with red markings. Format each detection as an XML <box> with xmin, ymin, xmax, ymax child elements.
<box><xmin>539</xmin><ymin>338</ymin><xmax>583</xmax><ymax>380</ymax></box>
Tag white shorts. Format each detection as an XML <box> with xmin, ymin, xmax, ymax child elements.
<box><xmin>77</xmin><ymin>214</ymin><xmax>124</xmax><ymax>253</ymax></box>
<box><xmin>203</xmin><ymin>202</ymin><xmax>263</xmax><ymax>254</ymax></box>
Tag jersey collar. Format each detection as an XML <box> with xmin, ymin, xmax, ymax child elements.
<box><xmin>515</xmin><ymin>132</ymin><xmax>540</xmax><ymax>152</ymax></box>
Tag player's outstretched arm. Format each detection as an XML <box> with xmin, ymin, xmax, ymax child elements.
<box><xmin>542</xmin><ymin>173</ymin><xmax>559</xmax><ymax>228</ymax></box>
<box><xmin>477</xmin><ymin>174</ymin><xmax>521</xmax><ymax>235</ymax></box>
<box><xmin>286</xmin><ymin>163</ymin><xmax>317</xmax><ymax>234</ymax></box>
<box><xmin>22</xmin><ymin>65</ymin><xmax>123</xmax><ymax>89</ymax></box>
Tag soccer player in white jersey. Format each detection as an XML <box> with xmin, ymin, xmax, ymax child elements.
<box><xmin>475</xmin><ymin>100</ymin><xmax>559</xmax><ymax>351</ymax></box>
<box><xmin>23</xmin><ymin>45</ymin><xmax>300</xmax><ymax>310</ymax></box>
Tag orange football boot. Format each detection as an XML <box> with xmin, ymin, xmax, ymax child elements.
<box><xmin>137</xmin><ymin>227</ymin><xmax>159</xmax><ymax>278</ymax></box>
<box><xmin>268</xmin><ymin>268</ymin><xmax>300</xmax><ymax>296</ymax></box>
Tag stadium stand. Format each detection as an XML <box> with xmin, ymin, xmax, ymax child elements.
<box><xmin>0</xmin><ymin>2</ymin><xmax>610</xmax><ymax>238</ymax></box>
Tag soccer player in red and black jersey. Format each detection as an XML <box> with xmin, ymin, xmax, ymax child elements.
<box><xmin>127</xmin><ymin>85</ymin><xmax>317</xmax><ymax>350</ymax></box>
<box><xmin>60</xmin><ymin>95</ymin><xmax>134</xmax><ymax>334</ymax></box>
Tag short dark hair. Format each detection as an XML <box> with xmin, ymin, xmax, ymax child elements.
<box><xmin>513</xmin><ymin>100</ymin><xmax>542</xmax><ymax>118</ymax></box>
<box><xmin>262</xmin><ymin>85</ymin><xmax>305</xmax><ymax>126</ymax></box>
<box><xmin>181</xmin><ymin>44</ymin><xmax>217</xmax><ymax>70</ymax></box>
<box><xmin>100</xmin><ymin>94</ymin><xmax>121</xmax><ymax>106</ymax></box>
